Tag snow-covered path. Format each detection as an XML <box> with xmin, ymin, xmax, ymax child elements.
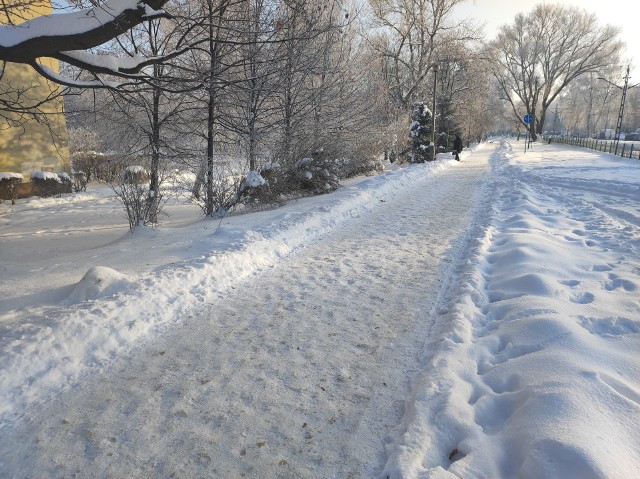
<box><xmin>0</xmin><ymin>150</ymin><xmax>491</xmax><ymax>477</ymax></box>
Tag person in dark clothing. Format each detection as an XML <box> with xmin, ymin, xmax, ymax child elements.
<box><xmin>453</xmin><ymin>134</ymin><xmax>463</xmax><ymax>161</ymax></box>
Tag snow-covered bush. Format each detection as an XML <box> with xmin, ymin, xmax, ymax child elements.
<box><xmin>238</xmin><ymin>169</ymin><xmax>274</xmax><ymax>207</ymax></box>
<box><xmin>245</xmin><ymin>170</ymin><xmax>266</xmax><ymax>188</ymax></box>
<box><xmin>0</xmin><ymin>172</ymin><xmax>23</xmax><ymax>205</ymax></box>
<box><xmin>107</xmin><ymin>164</ymin><xmax>168</xmax><ymax>230</ymax></box>
<box><xmin>95</xmin><ymin>155</ymin><xmax>124</xmax><ymax>183</ymax></box>
<box><xmin>292</xmin><ymin>149</ymin><xmax>384</xmax><ymax>193</ymax></box>
<box><xmin>30</xmin><ymin>171</ymin><xmax>71</xmax><ymax>198</ymax></box>
<box><xmin>241</xmin><ymin>150</ymin><xmax>385</xmax><ymax>207</ymax></box>
<box><xmin>240</xmin><ymin>158</ymin><xmax>312</xmax><ymax>203</ymax></box>
<box><xmin>240</xmin><ymin>162</ymin><xmax>287</xmax><ymax>206</ymax></box>
<box><xmin>336</xmin><ymin>156</ymin><xmax>385</xmax><ymax>178</ymax></box>
<box><xmin>88</xmin><ymin>153</ymin><xmax>139</xmax><ymax>183</ymax></box>
<box><xmin>293</xmin><ymin>155</ymin><xmax>341</xmax><ymax>193</ymax></box>
<box><xmin>71</xmin><ymin>151</ymin><xmax>107</xmax><ymax>183</ymax></box>
<box><xmin>190</xmin><ymin>161</ymin><xmax>244</xmax><ymax>218</ymax></box>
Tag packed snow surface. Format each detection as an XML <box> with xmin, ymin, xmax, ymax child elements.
<box><xmin>0</xmin><ymin>139</ymin><xmax>638</xmax><ymax>477</ymax></box>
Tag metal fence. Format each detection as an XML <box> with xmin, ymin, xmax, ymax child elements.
<box><xmin>547</xmin><ymin>136</ymin><xmax>640</xmax><ymax>160</ymax></box>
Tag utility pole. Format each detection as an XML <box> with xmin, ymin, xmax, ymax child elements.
<box><xmin>613</xmin><ymin>65</ymin><xmax>630</xmax><ymax>152</ymax></box>
<box><xmin>598</xmin><ymin>65</ymin><xmax>639</xmax><ymax>154</ymax></box>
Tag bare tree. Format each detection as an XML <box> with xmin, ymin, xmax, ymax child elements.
<box><xmin>61</xmin><ymin>7</ymin><xmax>204</xmax><ymax>223</ymax></box>
<box><xmin>490</xmin><ymin>3</ymin><xmax>623</xmax><ymax>140</ymax></box>
<box><xmin>108</xmin><ymin>16</ymin><xmax>196</xmax><ymax>223</ymax></box>
<box><xmin>176</xmin><ymin>0</ymin><xmax>247</xmax><ymax>217</ymax></box>
<box><xmin>229</xmin><ymin>0</ymin><xmax>281</xmax><ymax>173</ymax></box>
<box><xmin>439</xmin><ymin>51</ymin><xmax>497</xmax><ymax>147</ymax></box>
<box><xmin>0</xmin><ymin>62</ymin><xmax>66</xmax><ymax>127</ymax></box>
<box><xmin>270</xmin><ymin>0</ymin><xmax>331</xmax><ymax>164</ymax></box>
<box><xmin>365</xmin><ymin>0</ymin><xmax>479</xmax><ymax>110</ymax></box>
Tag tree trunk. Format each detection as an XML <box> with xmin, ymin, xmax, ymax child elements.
<box><xmin>206</xmin><ymin>86</ymin><xmax>215</xmax><ymax>216</ymax></box>
<box><xmin>148</xmin><ymin>65</ymin><xmax>161</xmax><ymax>224</ymax></box>
<box><xmin>205</xmin><ymin>0</ymin><xmax>224</xmax><ymax>217</ymax></box>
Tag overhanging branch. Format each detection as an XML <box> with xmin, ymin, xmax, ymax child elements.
<box><xmin>0</xmin><ymin>0</ymin><xmax>169</xmax><ymax>65</ymax></box>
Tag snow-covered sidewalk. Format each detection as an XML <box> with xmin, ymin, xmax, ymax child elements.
<box><xmin>0</xmin><ymin>146</ymin><xmax>489</xmax><ymax>477</ymax></box>
<box><xmin>0</xmin><ymin>145</ymin><xmax>488</xmax><ymax>473</ymax></box>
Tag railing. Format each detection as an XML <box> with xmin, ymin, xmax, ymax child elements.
<box><xmin>547</xmin><ymin>135</ymin><xmax>640</xmax><ymax>160</ymax></box>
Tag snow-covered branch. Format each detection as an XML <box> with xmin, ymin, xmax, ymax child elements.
<box><xmin>0</xmin><ymin>0</ymin><xmax>169</xmax><ymax>76</ymax></box>
<box><xmin>30</xmin><ymin>61</ymin><xmax>119</xmax><ymax>89</ymax></box>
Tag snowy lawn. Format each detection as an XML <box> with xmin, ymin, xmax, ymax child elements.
<box><xmin>0</xmin><ymin>139</ymin><xmax>639</xmax><ymax>477</ymax></box>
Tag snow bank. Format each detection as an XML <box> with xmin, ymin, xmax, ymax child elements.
<box><xmin>64</xmin><ymin>266</ymin><xmax>135</xmax><ymax>304</ymax></box>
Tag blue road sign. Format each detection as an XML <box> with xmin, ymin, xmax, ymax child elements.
<box><xmin>523</xmin><ymin>114</ymin><xmax>535</xmax><ymax>124</ymax></box>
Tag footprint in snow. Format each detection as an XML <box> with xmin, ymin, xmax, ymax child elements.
<box><xmin>570</xmin><ymin>292</ymin><xmax>595</xmax><ymax>304</ymax></box>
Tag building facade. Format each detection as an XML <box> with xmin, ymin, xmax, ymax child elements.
<box><xmin>0</xmin><ymin>1</ymin><xmax>70</xmax><ymax>180</ymax></box>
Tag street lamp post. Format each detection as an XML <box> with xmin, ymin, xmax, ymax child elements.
<box><xmin>430</xmin><ymin>63</ymin><xmax>438</xmax><ymax>161</ymax></box>
<box><xmin>598</xmin><ymin>65</ymin><xmax>639</xmax><ymax>154</ymax></box>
